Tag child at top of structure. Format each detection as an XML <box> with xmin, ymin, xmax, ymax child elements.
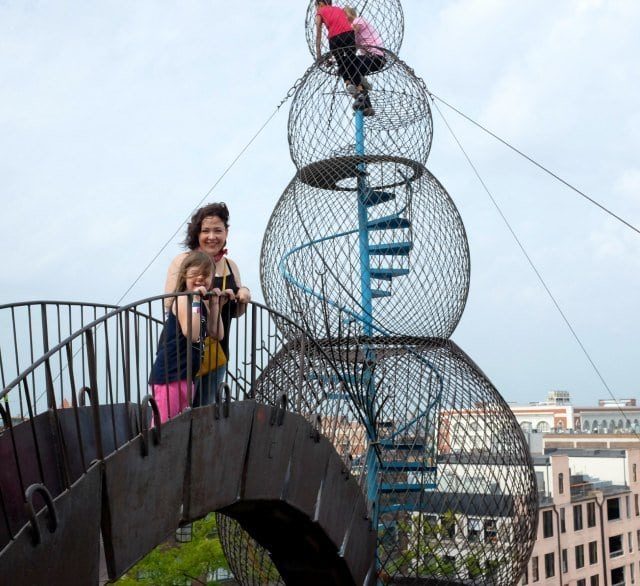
<box><xmin>315</xmin><ymin>1</ymin><xmax>363</xmax><ymax>99</ymax></box>
<box><xmin>149</xmin><ymin>251</ymin><xmax>225</xmax><ymax>424</ymax></box>
<box><xmin>344</xmin><ymin>6</ymin><xmax>384</xmax><ymax>58</ymax></box>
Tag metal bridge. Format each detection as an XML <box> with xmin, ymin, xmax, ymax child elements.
<box><xmin>0</xmin><ymin>298</ymin><xmax>376</xmax><ymax>584</ymax></box>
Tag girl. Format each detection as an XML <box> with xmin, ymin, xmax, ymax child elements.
<box><xmin>150</xmin><ymin>251</ymin><xmax>224</xmax><ymax>423</ymax></box>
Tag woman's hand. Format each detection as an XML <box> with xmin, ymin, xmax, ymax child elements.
<box><xmin>236</xmin><ymin>286</ymin><xmax>251</xmax><ymax>304</ymax></box>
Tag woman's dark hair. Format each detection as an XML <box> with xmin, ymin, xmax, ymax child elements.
<box><xmin>183</xmin><ymin>202</ymin><xmax>229</xmax><ymax>250</ymax></box>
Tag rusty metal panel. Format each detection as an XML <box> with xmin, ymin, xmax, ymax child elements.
<box><xmin>315</xmin><ymin>453</ymin><xmax>363</xmax><ymax>549</ymax></box>
<box><xmin>101</xmin><ymin>411</ymin><xmax>191</xmax><ymax>579</ymax></box>
<box><xmin>0</xmin><ymin>411</ymin><xmax>64</xmax><ymax>550</ymax></box>
<box><xmin>0</xmin><ymin>463</ymin><xmax>102</xmax><ymax>585</ymax></box>
<box><xmin>282</xmin><ymin>426</ymin><xmax>333</xmax><ymax>517</ymax></box>
<box><xmin>56</xmin><ymin>404</ymin><xmax>136</xmax><ymax>484</ymax></box>
<box><xmin>340</xmin><ymin>494</ymin><xmax>376</xmax><ymax>586</ymax></box>
<box><xmin>185</xmin><ymin>401</ymin><xmax>256</xmax><ymax>520</ymax></box>
<box><xmin>242</xmin><ymin>404</ymin><xmax>300</xmax><ymax>501</ymax></box>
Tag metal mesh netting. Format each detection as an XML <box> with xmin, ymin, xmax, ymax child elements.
<box><xmin>217</xmin><ymin>514</ymin><xmax>285</xmax><ymax>586</ymax></box>
<box><xmin>289</xmin><ymin>51</ymin><xmax>432</xmax><ymax>170</ymax></box>
<box><xmin>221</xmin><ymin>338</ymin><xmax>537</xmax><ymax>584</ymax></box>
<box><xmin>304</xmin><ymin>0</ymin><xmax>404</xmax><ymax>64</ymax></box>
<box><xmin>260</xmin><ymin>166</ymin><xmax>470</xmax><ymax>340</ymax></box>
<box><xmin>224</xmin><ymin>0</ymin><xmax>538</xmax><ymax>583</ymax></box>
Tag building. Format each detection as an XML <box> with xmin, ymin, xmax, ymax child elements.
<box><xmin>522</xmin><ymin>449</ymin><xmax>640</xmax><ymax>586</ymax></box>
<box><xmin>510</xmin><ymin>391</ymin><xmax>640</xmax><ymax>435</ymax></box>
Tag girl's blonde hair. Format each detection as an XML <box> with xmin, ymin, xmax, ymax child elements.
<box><xmin>174</xmin><ymin>251</ymin><xmax>214</xmax><ymax>293</ymax></box>
<box><xmin>344</xmin><ymin>6</ymin><xmax>357</xmax><ymax>19</ymax></box>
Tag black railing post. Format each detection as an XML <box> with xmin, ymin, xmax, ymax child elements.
<box><xmin>249</xmin><ymin>303</ymin><xmax>257</xmax><ymax>398</ymax></box>
<box><xmin>84</xmin><ymin>329</ymin><xmax>104</xmax><ymax>461</ymax></box>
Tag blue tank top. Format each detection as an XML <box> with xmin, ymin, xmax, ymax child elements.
<box><xmin>149</xmin><ymin>307</ymin><xmax>206</xmax><ymax>384</ymax></box>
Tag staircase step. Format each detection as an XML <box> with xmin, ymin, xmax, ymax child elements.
<box><xmin>367</xmin><ymin>214</ymin><xmax>411</xmax><ymax>231</ymax></box>
<box><xmin>369</xmin><ymin>242</ymin><xmax>413</xmax><ymax>256</ymax></box>
<box><xmin>362</xmin><ymin>189</ymin><xmax>395</xmax><ymax>207</ymax></box>
<box><xmin>380</xmin><ymin>500</ymin><xmax>437</xmax><ymax>513</ymax></box>
<box><xmin>380</xmin><ymin>483</ymin><xmax>430</xmax><ymax>493</ymax></box>
<box><xmin>370</xmin><ymin>268</ymin><xmax>410</xmax><ymax>281</ymax></box>
<box><xmin>380</xmin><ymin>461</ymin><xmax>437</xmax><ymax>472</ymax></box>
<box><xmin>380</xmin><ymin>440</ymin><xmax>426</xmax><ymax>450</ymax></box>
<box><xmin>371</xmin><ymin>289</ymin><xmax>391</xmax><ymax>299</ymax></box>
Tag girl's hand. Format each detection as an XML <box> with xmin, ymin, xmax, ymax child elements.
<box><xmin>193</xmin><ymin>285</ymin><xmax>208</xmax><ymax>301</ymax></box>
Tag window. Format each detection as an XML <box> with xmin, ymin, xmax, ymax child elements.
<box><xmin>544</xmin><ymin>552</ymin><xmax>555</xmax><ymax>578</ymax></box>
<box><xmin>560</xmin><ymin>507</ymin><xmax>566</xmax><ymax>533</ymax></box>
<box><xmin>561</xmin><ymin>548</ymin><xmax>568</xmax><ymax>573</ymax></box>
<box><xmin>532</xmin><ymin>556</ymin><xmax>539</xmax><ymax>582</ymax></box>
<box><xmin>634</xmin><ymin>463</ymin><xmax>637</xmax><ymax>482</ymax></box>
<box><xmin>589</xmin><ymin>540</ymin><xmax>598</xmax><ymax>564</ymax></box>
<box><xmin>608</xmin><ymin>497</ymin><xmax>621</xmax><ymax>521</ymax></box>
<box><xmin>521</xmin><ymin>567</ymin><xmax>528</xmax><ymax>585</ymax></box>
<box><xmin>576</xmin><ymin>544</ymin><xmax>585</xmax><ymax>569</ymax></box>
<box><xmin>467</xmin><ymin>518</ymin><xmax>482</xmax><ymax>542</ymax></box>
<box><xmin>574</xmin><ymin>504</ymin><xmax>584</xmax><ymax>530</ymax></box>
<box><xmin>630</xmin><ymin>531</ymin><xmax>634</xmax><ymax>553</ymax></box>
<box><xmin>484</xmin><ymin>519</ymin><xmax>497</xmax><ymax>543</ymax></box>
<box><xmin>636</xmin><ymin>494</ymin><xmax>639</xmax><ymax>516</ymax></box>
<box><xmin>578</xmin><ymin>580</ymin><xmax>586</xmax><ymax>586</ymax></box>
<box><xmin>543</xmin><ymin>510</ymin><xmax>554</xmax><ymax>538</ymax></box>
<box><xmin>559</xmin><ymin>473</ymin><xmax>564</xmax><ymax>494</ymax></box>
<box><xmin>632</xmin><ymin>562</ymin><xmax>636</xmax><ymax>584</ymax></box>
<box><xmin>627</xmin><ymin>495</ymin><xmax>631</xmax><ymax>519</ymax></box>
<box><xmin>590</xmin><ymin>575</ymin><xmax>600</xmax><ymax>586</ymax></box>
<box><xmin>609</xmin><ymin>534</ymin><xmax>623</xmax><ymax>557</ymax></box>
<box><xmin>611</xmin><ymin>566</ymin><xmax>624</xmax><ymax>586</ymax></box>
<box><xmin>587</xmin><ymin>502</ymin><xmax>597</xmax><ymax>527</ymax></box>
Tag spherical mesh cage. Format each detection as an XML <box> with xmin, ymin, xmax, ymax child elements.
<box><xmin>288</xmin><ymin>51</ymin><xmax>433</xmax><ymax>170</ymax></box>
<box><xmin>305</xmin><ymin>0</ymin><xmax>404</xmax><ymax>64</ymax></box>
<box><xmin>260</xmin><ymin>166</ymin><xmax>470</xmax><ymax>341</ymax></box>
<box><xmin>218</xmin><ymin>338</ymin><xmax>537</xmax><ymax>585</ymax></box>
<box><xmin>216</xmin><ymin>514</ymin><xmax>284</xmax><ymax>585</ymax></box>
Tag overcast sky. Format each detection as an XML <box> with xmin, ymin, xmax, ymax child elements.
<box><xmin>0</xmin><ymin>0</ymin><xmax>638</xmax><ymax>406</ymax></box>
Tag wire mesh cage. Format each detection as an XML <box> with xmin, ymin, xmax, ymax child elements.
<box><xmin>305</xmin><ymin>0</ymin><xmax>404</xmax><ymax>64</ymax></box>
<box><xmin>218</xmin><ymin>337</ymin><xmax>537</xmax><ymax>585</ymax></box>
<box><xmin>289</xmin><ymin>50</ymin><xmax>433</xmax><ymax>170</ymax></box>
<box><xmin>260</xmin><ymin>165</ymin><xmax>470</xmax><ymax>341</ymax></box>
<box><xmin>217</xmin><ymin>514</ymin><xmax>285</xmax><ymax>586</ymax></box>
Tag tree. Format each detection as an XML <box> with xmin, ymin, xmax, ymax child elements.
<box><xmin>116</xmin><ymin>514</ymin><xmax>229</xmax><ymax>585</ymax></box>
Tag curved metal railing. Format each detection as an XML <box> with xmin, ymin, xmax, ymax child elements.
<box><xmin>0</xmin><ymin>294</ymin><xmax>369</xmax><ymax>551</ymax></box>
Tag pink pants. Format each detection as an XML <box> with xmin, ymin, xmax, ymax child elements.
<box><xmin>150</xmin><ymin>380</ymin><xmax>194</xmax><ymax>424</ymax></box>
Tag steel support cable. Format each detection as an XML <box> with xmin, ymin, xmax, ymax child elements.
<box><xmin>431</xmin><ymin>97</ymin><xmax>639</xmax><ymax>431</ymax></box>
<box><xmin>27</xmin><ymin>87</ymin><xmax>300</xmax><ymax>407</ymax></box>
<box><xmin>114</xmin><ymin>71</ymin><xmax>308</xmax><ymax>307</ymax></box>
<box><xmin>429</xmin><ymin>92</ymin><xmax>640</xmax><ymax>237</ymax></box>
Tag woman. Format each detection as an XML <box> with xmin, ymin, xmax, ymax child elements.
<box><xmin>164</xmin><ymin>202</ymin><xmax>251</xmax><ymax>406</ymax></box>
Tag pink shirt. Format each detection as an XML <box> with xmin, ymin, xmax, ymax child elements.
<box><xmin>317</xmin><ymin>6</ymin><xmax>353</xmax><ymax>38</ymax></box>
<box><xmin>353</xmin><ymin>16</ymin><xmax>384</xmax><ymax>56</ymax></box>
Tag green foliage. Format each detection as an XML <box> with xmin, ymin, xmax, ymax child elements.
<box><xmin>115</xmin><ymin>514</ymin><xmax>228</xmax><ymax>585</ymax></box>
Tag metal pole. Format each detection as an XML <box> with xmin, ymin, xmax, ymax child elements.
<box><xmin>355</xmin><ymin>108</ymin><xmax>380</xmax><ymax>559</ymax></box>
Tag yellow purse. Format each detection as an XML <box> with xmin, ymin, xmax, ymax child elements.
<box><xmin>197</xmin><ymin>269</ymin><xmax>228</xmax><ymax>376</ymax></box>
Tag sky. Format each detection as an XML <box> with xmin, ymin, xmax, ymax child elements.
<box><xmin>0</xmin><ymin>0</ymin><xmax>638</xmax><ymax>407</ymax></box>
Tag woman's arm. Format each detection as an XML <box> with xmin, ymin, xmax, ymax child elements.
<box><xmin>176</xmin><ymin>287</ymin><xmax>207</xmax><ymax>342</ymax></box>
<box><xmin>163</xmin><ymin>252</ymin><xmax>187</xmax><ymax>311</ymax></box>
<box><xmin>226</xmin><ymin>258</ymin><xmax>250</xmax><ymax>317</ymax></box>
